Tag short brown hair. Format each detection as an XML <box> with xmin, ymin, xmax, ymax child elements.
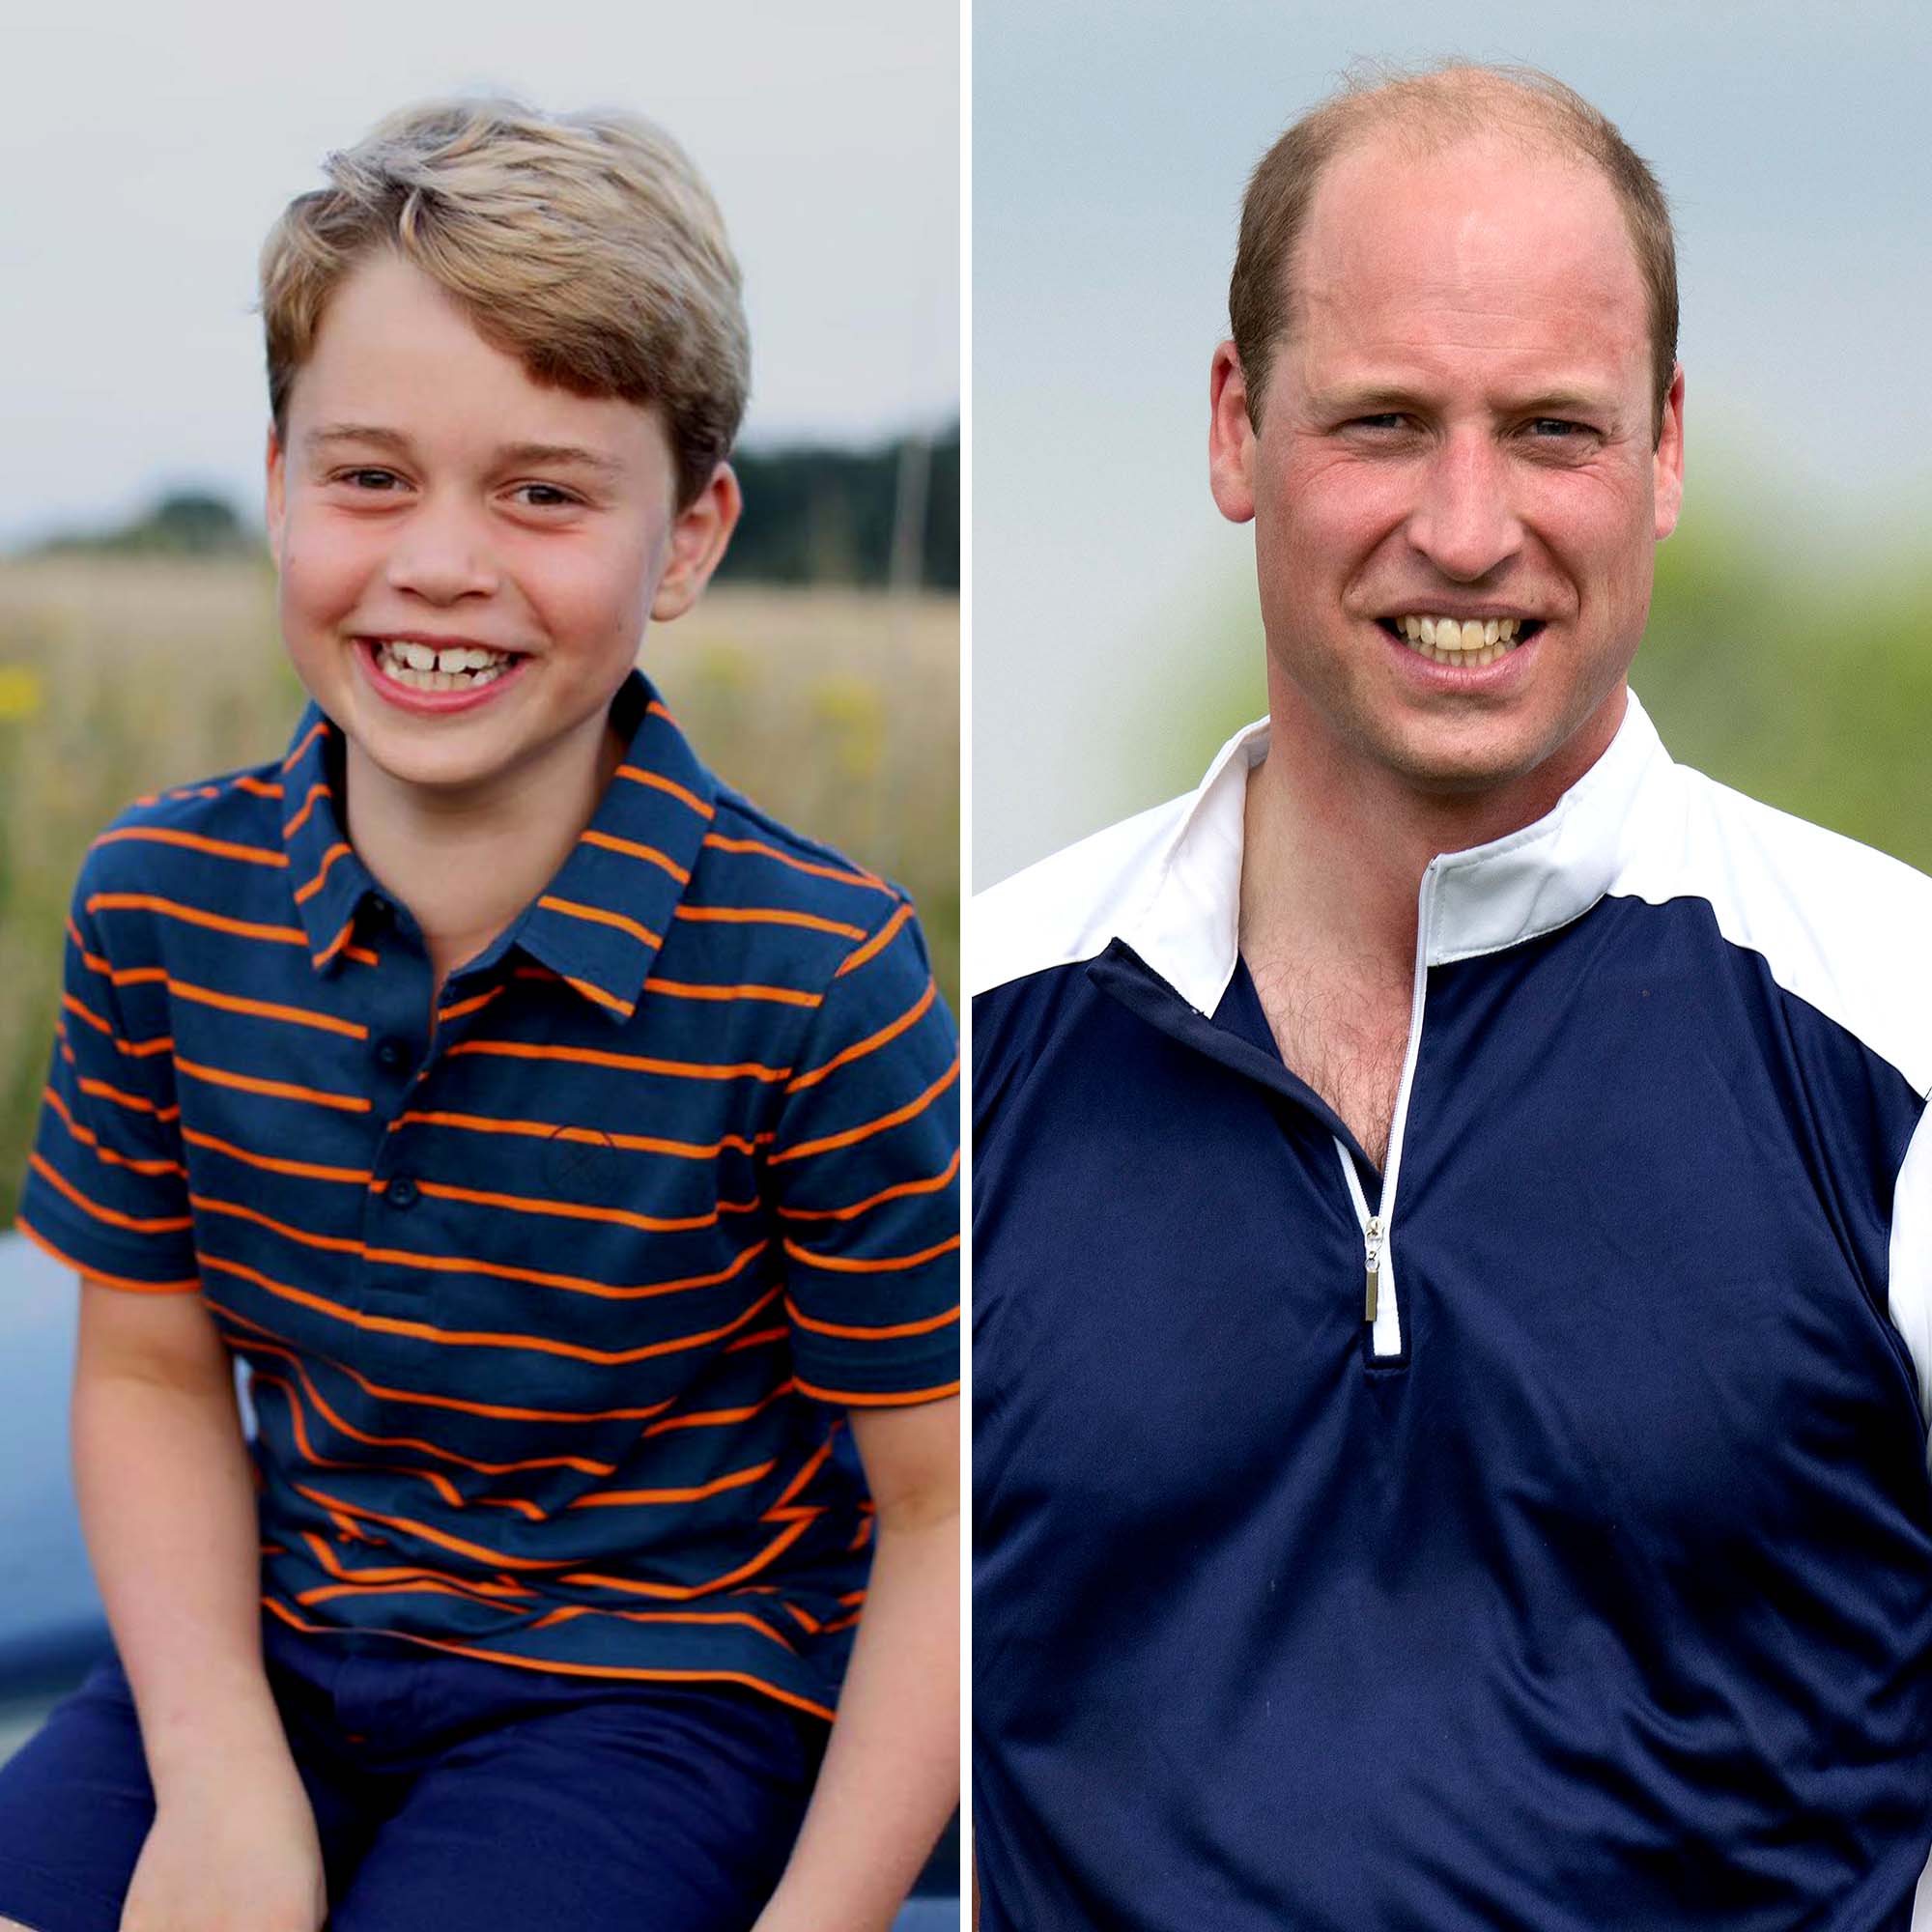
<box><xmin>1229</xmin><ymin>61</ymin><xmax>1678</xmax><ymax>440</ymax></box>
<box><xmin>260</xmin><ymin>97</ymin><xmax>750</xmax><ymax>508</ymax></box>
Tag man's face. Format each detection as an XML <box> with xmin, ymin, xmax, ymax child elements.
<box><xmin>1210</xmin><ymin>134</ymin><xmax>1684</xmax><ymax>804</ymax></box>
<box><xmin>266</xmin><ymin>251</ymin><xmax>732</xmax><ymax>804</ymax></box>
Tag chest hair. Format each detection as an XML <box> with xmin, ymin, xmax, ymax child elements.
<box><xmin>1244</xmin><ymin>947</ymin><xmax>1412</xmax><ymax>1171</ymax></box>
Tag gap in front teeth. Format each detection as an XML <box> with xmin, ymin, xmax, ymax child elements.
<box><xmin>375</xmin><ymin>639</ymin><xmax>511</xmax><ymax>692</ymax></box>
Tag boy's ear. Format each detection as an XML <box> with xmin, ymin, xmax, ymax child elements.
<box><xmin>651</xmin><ymin>462</ymin><xmax>742</xmax><ymax>622</ymax></box>
<box><xmin>264</xmin><ymin>424</ymin><xmax>287</xmax><ymax>559</ymax></box>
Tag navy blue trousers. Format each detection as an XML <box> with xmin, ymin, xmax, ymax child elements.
<box><xmin>0</xmin><ymin>1616</ymin><xmax>824</xmax><ymax>1931</ymax></box>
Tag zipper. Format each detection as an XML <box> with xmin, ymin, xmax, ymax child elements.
<box><xmin>1332</xmin><ymin>862</ymin><xmax>1439</xmax><ymax>1362</ymax></box>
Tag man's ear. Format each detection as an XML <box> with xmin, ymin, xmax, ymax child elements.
<box><xmin>265</xmin><ymin>423</ymin><xmax>286</xmax><ymax>561</ymax></box>
<box><xmin>651</xmin><ymin>462</ymin><xmax>743</xmax><ymax>622</ymax></box>
<box><xmin>1653</xmin><ymin>362</ymin><xmax>1686</xmax><ymax>542</ymax></box>
<box><xmin>1208</xmin><ymin>341</ymin><xmax>1259</xmax><ymax>526</ymax></box>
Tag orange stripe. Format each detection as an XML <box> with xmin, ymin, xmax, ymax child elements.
<box><xmin>614</xmin><ymin>764</ymin><xmax>714</xmax><ymax>819</ymax></box>
<box><xmin>235</xmin><ymin>775</ymin><xmax>284</xmax><ymax>799</ymax></box>
<box><xmin>294</xmin><ymin>840</ymin><xmax>352</xmax><ymax>904</ymax></box>
<box><xmin>357</xmin><ymin>1234</ymin><xmax>769</xmax><ymax>1304</ymax></box>
<box><xmin>167</xmin><ymin>978</ymin><xmax>368</xmax><ymax>1039</ymax></box>
<box><xmin>581</xmin><ymin>828</ymin><xmax>690</xmax><ymax>884</ymax></box>
<box><xmin>727</xmin><ymin>1323</ymin><xmax>789</xmax><ymax>1352</ymax></box>
<box><xmin>643</xmin><ymin>1380</ymin><xmax>798</xmax><ymax>1437</ymax></box>
<box><xmin>259</xmin><ymin>1598</ymin><xmax>834</xmax><ymax>1721</ymax></box>
<box><xmin>568</xmin><ymin>1458</ymin><xmax>778</xmax><ymax>1508</ymax></box>
<box><xmin>12</xmin><ymin>1215</ymin><xmax>199</xmax><ymax>1293</ymax></box>
<box><xmin>240</xmin><ymin>1333</ymin><xmax>613</xmax><ymax>1478</ymax></box>
<box><xmin>215</xmin><ymin>1305</ymin><xmax>686</xmax><ymax>1428</ymax></box>
<box><xmin>315</xmin><ymin>915</ymin><xmax>357</xmax><ymax>967</ymax></box>
<box><xmin>566</xmin><ymin>975</ymin><xmax>634</xmax><ymax>1016</ymax></box>
<box><xmin>674</xmin><ymin>905</ymin><xmax>867</xmax><ymax>941</ymax></box>
<box><xmin>298</xmin><ymin>1531</ymin><xmax>535</xmax><ymax>1599</ymax></box>
<box><xmin>561</xmin><ymin>1515</ymin><xmax>818</xmax><ymax>1602</ymax></box>
<box><xmin>399</xmin><ymin>1175</ymin><xmax>730</xmax><ymax>1236</ymax></box>
<box><xmin>786</xmin><ymin>977</ymin><xmax>938</xmax><ymax>1094</ymax></box>
<box><xmin>444</xmin><ymin>1037</ymin><xmax>790</xmax><ymax>1084</ymax></box>
<box><xmin>700</xmin><ymin>832</ymin><xmax>891</xmax><ymax>894</ymax></box>
<box><xmin>644</xmin><ymin>979</ymin><xmax>821</xmax><ymax>1009</ymax></box>
<box><xmin>282</xmin><ymin>780</ymin><xmax>329</xmax><ymax>838</ymax></box>
<box><xmin>93</xmin><ymin>826</ymin><xmax>288</xmax><ymax>868</ymax></box>
<box><xmin>40</xmin><ymin>1086</ymin><xmax>186</xmax><ymax>1178</ymax></box>
<box><xmin>182</xmin><ymin>1125</ymin><xmax>368</xmax><ymax>1185</ymax></box>
<box><xmin>201</xmin><ymin>1251</ymin><xmax>782</xmax><ymax>1365</ymax></box>
<box><xmin>60</xmin><ymin>991</ymin><xmax>113</xmax><ymax>1037</ymax></box>
<box><xmin>777</xmin><ymin>1149</ymin><xmax>960</xmax><ymax>1223</ymax></box>
<box><xmin>252</xmin><ymin>1368</ymin><xmax>464</xmax><ymax>1508</ymax></box>
<box><xmin>85</xmin><ymin>894</ymin><xmax>307</xmax><ymax>948</ymax></box>
<box><xmin>794</xmin><ymin>1377</ymin><xmax>960</xmax><ymax>1406</ymax></box>
<box><xmin>525</xmin><ymin>1604</ymin><xmax>797</xmax><ymax>1649</ymax></box>
<box><xmin>192</xmin><ymin>1194</ymin><xmax>363</xmax><ymax>1255</ymax></box>
<box><xmin>537</xmin><ymin>895</ymin><xmax>662</xmax><ymax>951</ymax></box>
<box><xmin>282</xmin><ymin>719</ymin><xmax>327</xmax><ymax>771</ymax></box>
<box><xmin>344</xmin><ymin>943</ymin><xmax>381</xmax><ymax>968</ymax></box>
<box><xmin>785</xmin><ymin>1294</ymin><xmax>958</xmax><ymax>1340</ymax></box>
<box><xmin>437</xmin><ymin>984</ymin><xmax>504</xmax><ymax>1023</ymax></box>
<box><xmin>768</xmin><ymin>1056</ymin><xmax>959</xmax><ymax>1166</ymax></box>
<box><xmin>27</xmin><ymin>1154</ymin><xmax>191</xmax><ymax>1235</ymax></box>
<box><xmin>76</xmin><ymin>1074</ymin><xmax>177</xmax><ymax>1122</ymax></box>
<box><xmin>385</xmin><ymin>1108</ymin><xmax>769</xmax><ymax>1161</ymax></box>
<box><xmin>835</xmin><ymin>900</ymin><xmax>914</xmax><ymax>978</ymax></box>
<box><xmin>175</xmin><ymin>1055</ymin><xmax>371</xmax><ymax>1114</ymax></box>
<box><xmin>782</xmin><ymin>1234</ymin><xmax>961</xmax><ymax>1278</ymax></box>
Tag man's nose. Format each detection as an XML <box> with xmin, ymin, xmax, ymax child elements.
<box><xmin>384</xmin><ymin>493</ymin><xmax>500</xmax><ymax>603</ymax></box>
<box><xmin>1405</xmin><ymin>431</ymin><xmax>1523</xmax><ymax>582</ymax></box>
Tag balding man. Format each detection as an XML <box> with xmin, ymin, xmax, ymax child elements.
<box><xmin>973</xmin><ymin>63</ymin><xmax>1932</xmax><ymax>1930</ymax></box>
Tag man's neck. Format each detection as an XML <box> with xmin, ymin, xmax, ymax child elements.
<box><xmin>1239</xmin><ymin>685</ymin><xmax>1629</xmax><ymax>979</ymax></box>
<box><xmin>343</xmin><ymin>713</ymin><xmax>623</xmax><ymax>992</ymax></box>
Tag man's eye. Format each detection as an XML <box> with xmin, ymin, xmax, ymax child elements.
<box><xmin>1528</xmin><ymin>418</ymin><xmax>1584</xmax><ymax>439</ymax></box>
<box><xmin>1349</xmin><ymin>413</ymin><xmax>1407</xmax><ymax>432</ymax></box>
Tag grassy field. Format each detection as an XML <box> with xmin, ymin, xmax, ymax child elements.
<box><xmin>0</xmin><ymin>558</ymin><xmax>958</xmax><ymax>1222</ymax></box>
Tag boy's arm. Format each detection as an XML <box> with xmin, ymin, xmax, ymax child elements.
<box><xmin>753</xmin><ymin>1395</ymin><xmax>960</xmax><ymax>1932</ymax></box>
<box><xmin>72</xmin><ymin>1280</ymin><xmax>327</xmax><ymax>1929</ymax></box>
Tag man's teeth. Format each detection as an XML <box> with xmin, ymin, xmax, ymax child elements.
<box><xmin>374</xmin><ymin>639</ymin><xmax>515</xmax><ymax>692</ymax></box>
<box><xmin>1395</xmin><ymin>614</ymin><xmax>1525</xmax><ymax>668</ymax></box>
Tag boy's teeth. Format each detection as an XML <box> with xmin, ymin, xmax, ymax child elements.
<box><xmin>374</xmin><ymin>639</ymin><xmax>512</xmax><ymax>692</ymax></box>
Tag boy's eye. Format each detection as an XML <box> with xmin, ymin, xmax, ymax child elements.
<box><xmin>512</xmin><ymin>483</ymin><xmax>582</xmax><ymax>509</ymax></box>
<box><xmin>334</xmin><ymin>468</ymin><xmax>403</xmax><ymax>491</ymax></box>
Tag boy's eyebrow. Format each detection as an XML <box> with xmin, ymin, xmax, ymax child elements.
<box><xmin>304</xmin><ymin>424</ymin><xmax>627</xmax><ymax>475</ymax></box>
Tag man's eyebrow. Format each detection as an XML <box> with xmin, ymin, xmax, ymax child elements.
<box><xmin>303</xmin><ymin>425</ymin><xmax>625</xmax><ymax>474</ymax></box>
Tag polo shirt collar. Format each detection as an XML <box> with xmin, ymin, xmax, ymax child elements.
<box><xmin>278</xmin><ymin>670</ymin><xmax>715</xmax><ymax>1021</ymax></box>
<box><xmin>1121</xmin><ymin>688</ymin><xmax>1671</xmax><ymax>1014</ymax></box>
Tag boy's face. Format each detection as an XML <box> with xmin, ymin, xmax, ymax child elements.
<box><xmin>266</xmin><ymin>251</ymin><xmax>735</xmax><ymax>802</ymax></box>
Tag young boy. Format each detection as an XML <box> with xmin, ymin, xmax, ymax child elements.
<box><xmin>0</xmin><ymin>99</ymin><xmax>958</xmax><ymax>1932</ymax></box>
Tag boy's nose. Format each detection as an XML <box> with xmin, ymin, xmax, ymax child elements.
<box><xmin>383</xmin><ymin>497</ymin><xmax>501</xmax><ymax>603</ymax></box>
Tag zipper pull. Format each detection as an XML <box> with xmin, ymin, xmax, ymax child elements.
<box><xmin>1363</xmin><ymin>1216</ymin><xmax>1384</xmax><ymax>1322</ymax></box>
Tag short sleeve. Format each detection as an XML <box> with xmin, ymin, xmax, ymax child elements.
<box><xmin>768</xmin><ymin>895</ymin><xmax>960</xmax><ymax>1406</ymax></box>
<box><xmin>15</xmin><ymin>855</ymin><xmax>199</xmax><ymax>1292</ymax></box>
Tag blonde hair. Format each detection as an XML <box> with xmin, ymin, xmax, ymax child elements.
<box><xmin>260</xmin><ymin>97</ymin><xmax>750</xmax><ymax>507</ymax></box>
<box><xmin>1230</xmin><ymin>61</ymin><xmax>1678</xmax><ymax>440</ymax></box>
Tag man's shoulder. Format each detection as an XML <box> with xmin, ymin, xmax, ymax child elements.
<box><xmin>1622</xmin><ymin>758</ymin><xmax>1932</xmax><ymax>1094</ymax></box>
<box><xmin>971</xmin><ymin>793</ymin><xmax>1193</xmax><ymax>1002</ymax></box>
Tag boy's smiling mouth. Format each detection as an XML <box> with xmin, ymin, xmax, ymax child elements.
<box><xmin>356</xmin><ymin>634</ymin><xmax>532</xmax><ymax>707</ymax></box>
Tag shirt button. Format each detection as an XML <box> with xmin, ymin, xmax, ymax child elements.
<box><xmin>385</xmin><ymin>1176</ymin><xmax>419</xmax><ymax>1209</ymax></box>
<box><xmin>366</xmin><ymin>895</ymin><xmax>393</xmax><ymax>923</ymax></box>
<box><xmin>374</xmin><ymin>1037</ymin><xmax>410</xmax><ymax>1071</ymax></box>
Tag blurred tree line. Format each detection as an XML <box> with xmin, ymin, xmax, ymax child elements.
<box><xmin>33</xmin><ymin>429</ymin><xmax>963</xmax><ymax>590</ymax></box>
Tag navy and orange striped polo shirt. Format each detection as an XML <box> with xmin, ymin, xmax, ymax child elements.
<box><xmin>17</xmin><ymin>668</ymin><xmax>959</xmax><ymax>1722</ymax></box>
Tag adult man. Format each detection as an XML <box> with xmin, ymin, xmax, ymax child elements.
<box><xmin>973</xmin><ymin>63</ymin><xmax>1932</xmax><ymax>1931</ymax></box>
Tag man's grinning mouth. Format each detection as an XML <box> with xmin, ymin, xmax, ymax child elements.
<box><xmin>1378</xmin><ymin>615</ymin><xmax>1545</xmax><ymax>668</ymax></box>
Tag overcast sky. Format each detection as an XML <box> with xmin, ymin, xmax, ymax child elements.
<box><xmin>0</xmin><ymin>1</ymin><xmax>959</xmax><ymax>550</ymax></box>
<box><xmin>974</xmin><ymin>0</ymin><xmax>1932</xmax><ymax>886</ymax></box>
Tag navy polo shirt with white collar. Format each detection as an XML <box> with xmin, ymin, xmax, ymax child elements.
<box><xmin>974</xmin><ymin>693</ymin><xmax>1932</xmax><ymax>1928</ymax></box>
<box><xmin>20</xmin><ymin>668</ymin><xmax>959</xmax><ymax>1722</ymax></box>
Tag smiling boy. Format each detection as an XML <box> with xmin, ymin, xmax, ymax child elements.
<box><xmin>1</xmin><ymin>99</ymin><xmax>958</xmax><ymax>1932</ymax></box>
